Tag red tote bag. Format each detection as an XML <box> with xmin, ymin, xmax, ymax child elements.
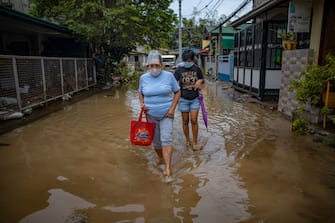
<box><xmin>130</xmin><ymin>108</ymin><xmax>156</xmax><ymax>146</ymax></box>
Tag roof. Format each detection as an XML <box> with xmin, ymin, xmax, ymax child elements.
<box><xmin>231</xmin><ymin>0</ymin><xmax>288</xmax><ymax>27</ymax></box>
<box><xmin>206</xmin><ymin>25</ymin><xmax>236</xmax><ymax>35</ymax></box>
<box><xmin>205</xmin><ymin>24</ymin><xmax>252</xmax><ymax>35</ymax></box>
<box><xmin>0</xmin><ymin>6</ymin><xmax>70</xmax><ymax>35</ymax></box>
<box><xmin>129</xmin><ymin>51</ymin><xmax>147</xmax><ymax>55</ymax></box>
<box><xmin>231</xmin><ymin>23</ymin><xmax>252</xmax><ymax>31</ymax></box>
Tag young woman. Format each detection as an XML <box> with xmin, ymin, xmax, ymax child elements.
<box><xmin>174</xmin><ymin>49</ymin><xmax>204</xmax><ymax>151</ymax></box>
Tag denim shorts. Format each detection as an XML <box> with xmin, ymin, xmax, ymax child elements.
<box><xmin>148</xmin><ymin>115</ymin><xmax>173</xmax><ymax>149</ymax></box>
<box><xmin>178</xmin><ymin>97</ymin><xmax>200</xmax><ymax>112</ymax></box>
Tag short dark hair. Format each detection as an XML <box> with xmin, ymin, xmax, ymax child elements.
<box><xmin>182</xmin><ymin>49</ymin><xmax>195</xmax><ymax>61</ymax></box>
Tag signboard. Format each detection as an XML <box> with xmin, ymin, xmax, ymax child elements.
<box><xmin>202</xmin><ymin>40</ymin><xmax>211</xmax><ymax>49</ymax></box>
<box><xmin>288</xmin><ymin>0</ymin><xmax>312</xmax><ymax>32</ymax></box>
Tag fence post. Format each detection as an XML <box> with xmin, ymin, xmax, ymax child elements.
<box><xmin>60</xmin><ymin>58</ymin><xmax>64</xmax><ymax>96</ymax></box>
<box><xmin>93</xmin><ymin>59</ymin><xmax>97</xmax><ymax>85</ymax></box>
<box><xmin>74</xmin><ymin>59</ymin><xmax>78</xmax><ymax>91</ymax></box>
<box><xmin>12</xmin><ymin>57</ymin><xmax>22</xmax><ymax>111</ymax></box>
<box><xmin>41</xmin><ymin>58</ymin><xmax>47</xmax><ymax>101</ymax></box>
<box><xmin>85</xmin><ymin>59</ymin><xmax>88</xmax><ymax>88</ymax></box>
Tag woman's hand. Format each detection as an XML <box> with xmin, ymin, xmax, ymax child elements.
<box><xmin>193</xmin><ymin>79</ymin><xmax>203</xmax><ymax>90</ymax></box>
<box><xmin>139</xmin><ymin>93</ymin><xmax>148</xmax><ymax>111</ymax></box>
<box><xmin>166</xmin><ymin>108</ymin><xmax>175</xmax><ymax>118</ymax></box>
<box><xmin>141</xmin><ymin>103</ymin><xmax>148</xmax><ymax>111</ymax></box>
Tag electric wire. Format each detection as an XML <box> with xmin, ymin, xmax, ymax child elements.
<box><xmin>208</xmin><ymin>0</ymin><xmax>223</xmax><ymax>12</ymax></box>
<box><xmin>177</xmin><ymin>0</ymin><xmax>251</xmax><ymax>21</ymax></box>
<box><xmin>183</xmin><ymin>0</ymin><xmax>216</xmax><ymax>17</ymax></box>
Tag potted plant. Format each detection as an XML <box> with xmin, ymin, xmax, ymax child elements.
<box><xmin>278</xmin><ymin>32</ymin><xmax>297</xmax><ymax>50</ymax></box>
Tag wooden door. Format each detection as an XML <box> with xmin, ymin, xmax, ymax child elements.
<box><xmin>319</xmin><ymin>0</ymin><xmax>335</xmax><ymax>65</ymax></box>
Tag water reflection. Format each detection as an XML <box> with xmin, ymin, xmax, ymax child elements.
<box><xmin>103</xmin><ymin>204</ymin><xmax>145</xmax><ymax>213</ymax></box>
<box><xmin>20</xmin><ymin>189</ymin><xmax>95</xmax><ymax>223</ymax></box>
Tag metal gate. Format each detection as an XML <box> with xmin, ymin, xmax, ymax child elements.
<box><xmin>233</xmin><ymin>21</ymin><xmax>285</xmax><ymax>99</ymax></box>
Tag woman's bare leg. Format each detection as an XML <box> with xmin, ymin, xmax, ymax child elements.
<box><xmin>190</xmin><ymin>110</ymin><xmax>199</xmax><ymax>149</ymax></box>
<box><xmin>162</xmin><ymin>145</ymin><xmax>173</xmax><ymax>176</ymax></box>
<box><xmin>155</xmin><ymin>148</ymin><xmax>164</xmax><ymax>165</ymax></box>
<box><xmin>181</xmin><ymin>112</ymin><xmax>191</xmax><ymax>145</ymax></box>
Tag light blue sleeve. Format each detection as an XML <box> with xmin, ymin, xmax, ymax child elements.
<box><xmin>138</xmin><ymin>75</ymin><xmax>144</xmax><ymax>93</ymax></box>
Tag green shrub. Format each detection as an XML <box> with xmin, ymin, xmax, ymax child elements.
<box><xmin>292</xmin><ymin>118</ymin><xmax>309</xmax><ymax>135</ymax></box>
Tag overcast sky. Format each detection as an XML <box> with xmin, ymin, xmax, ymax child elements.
<box><xmin>169</xmin><ymin>0</ymin><xmax>252</xmax><ymax>21</ymax></box>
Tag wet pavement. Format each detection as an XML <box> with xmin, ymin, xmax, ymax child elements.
<box><xmin>0</xmin><ymin>79</ymin><xmax>335</xmax><ymax>223</ymax></box>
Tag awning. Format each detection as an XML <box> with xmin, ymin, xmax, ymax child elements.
<box><xmin>222</xmin><ymin>36</ymin><xmax>234</xmax><ymax>49</ymax></box>
<box><xmin>231</xmin><ymin>0</ymin><xmax>288</xmax><ymax>27</ymax></box>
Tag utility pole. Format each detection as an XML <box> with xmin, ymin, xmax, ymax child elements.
<box><xmin>208</xmin><ymin>0</ymin><xmax>251</xmax><ymax>79</ymax></box>
<box><xmin>216</xmin><ymin>25</ymin><xmax>222</xmax><ymax>80</ymax></box>
<box><xmin>178</xmin><ymin>0</ymin><xmax>182</xmax><ymax>63</ymax></box>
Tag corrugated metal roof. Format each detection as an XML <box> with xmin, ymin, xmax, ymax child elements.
<box><xmin>231</xmin><ymin>0</ymin><xmax>288</xmax><ymax>27</ymax></box>
<box><xmin>205</xmin><ymin>24</ymin><xmax>251</xmax><ymax>35</ymax></box>
<box><xmin>205</xmin><ymin>26</ymin><xmax>235</xmax><ymax>35</ymax></box>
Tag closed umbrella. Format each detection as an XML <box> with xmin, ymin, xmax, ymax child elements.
<box><xmin>198</xmin><ymin>90</ymin><xmax>208</xmax><ymax>131</ymax></box>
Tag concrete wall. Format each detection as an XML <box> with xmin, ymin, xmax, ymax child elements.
<box><xmin>277</xmin><ymin>49</ymin><xmax>314</xmax><ymax>119</ymax></box>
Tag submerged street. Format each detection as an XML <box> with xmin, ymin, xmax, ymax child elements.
<box><xmin>0</xmin><ymin>79</ymin><xmax>335</xmax><ymax>223</ymax></box>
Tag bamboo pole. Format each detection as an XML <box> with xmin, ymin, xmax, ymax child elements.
<box><xmin>323</xmin><ymin>80</ymin><xmax>330</xmax><ymax>128</ymax></box>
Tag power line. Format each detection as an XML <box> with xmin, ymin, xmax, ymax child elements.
<box><xmin>208</xmin><ymin>0</ymin><xmax>223</xmax><ymax>12</ymax></box>
<box><xmin>198</xmin><ymin>0</ymin><xmax>216</xmax><ymax>12</ymax></box>
<box><xmin>196</xmin><ymin>0</ymin><xmax>204</xmax><ymax>7</ymax></box>
<box><xmin>209</xmin><ymin>0</ymin><xmax>252</xmax><ymax>32</ymax></box>
<box><xmin>183</xmin><ymin>0</ymin><xmax>215</xmax><ymax>17</ymax></box>
<box><xmin>213</xmin><ymin>0</ymin><xmax>225</xmax><ymax>12</ymax></box>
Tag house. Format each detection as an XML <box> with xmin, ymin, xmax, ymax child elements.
<box><xmin>202</xmin><ymin>25</ymin><xmax>243</xmax><ymax>81</ymax></box>
<box><xmin>230</xmin><ymin>0</ymin><xmax>334</xmax><ymax>121</ymax></box>
<box><xmin>0</xmin><ymin>0</ymin><xmax>31</xmax><ymax>13</ymax></box>
<box><xmin>0</xmin><ymin>6</ymin><xmax>95</xmax><ymax>116</ymax></box>
<box><xmin>0</xmin><ymin>5</ymin><xmax>90</xmax><ymax>57</ymax></box>
<box><xmin>125</xmin><ymin>46</ymin><xmax>148</xmax><ymax>72</ymax></box>
<box><xmin>167</xmin><ymin>47</ymin><xmax>207</xmax><ymax>73</ymax></box>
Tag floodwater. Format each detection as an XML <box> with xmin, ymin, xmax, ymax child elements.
<box><xmin>1</xmin><ymin>80</ymin><xmax>335</xmax><ymax>223</ymax></box>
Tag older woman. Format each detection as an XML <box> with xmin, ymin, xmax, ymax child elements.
<box><xmin>138</xmin><ymin>50</ymin><xmax>181</xmax><ymax>181</ymax></box>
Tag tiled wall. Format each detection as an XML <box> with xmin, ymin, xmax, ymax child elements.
<box><xmin>277</xmin><ymin>49</ymin><xmax>314</xmax><ymax>119</ymax></box>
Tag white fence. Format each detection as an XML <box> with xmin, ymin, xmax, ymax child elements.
<box><xmin>0</xmin><ymin>55</ymin><xmax>96</xmax><ymax>114</ymax></box>
<box><xmin>205</xmin><ymin>56</ymin><xmax>217</xmax><ymax>77</ymax></box>
<box><xmin>218</xmin><ymin>54</ymin><xmax>234</xmax><ymax>81</ymax></box>
<box><xmin>205</xmin><ymin>54</ymin><xmax>234</xmax><ymax>81</ymax></box>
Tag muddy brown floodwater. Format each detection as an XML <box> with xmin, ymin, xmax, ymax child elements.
<box><xmin>0</xmin><ymin>79</ymin><xmax>335</xmax><ymax>223</ymax></box>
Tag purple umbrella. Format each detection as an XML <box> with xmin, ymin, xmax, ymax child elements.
<box><xmin>198</xmin><ymin>90</ymin><xmax>208</xmax><ymax>131</ymax></box>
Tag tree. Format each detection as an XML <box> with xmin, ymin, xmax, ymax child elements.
<box><xmin>167</xmin><ymin>17</ymin><xmax>218</xmax><ymax>50</ymax></box>
<box><xmin>30</xmin><ymin>0</ymin><xmax>177</xmax><ymax>63</ymax></box>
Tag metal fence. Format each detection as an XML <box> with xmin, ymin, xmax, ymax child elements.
<box><xmin>0</xmin><ymin>55</ymin><xmax>96</xmax><ymax>114</ymax></box>
<box><xmin>233</xmin><ymin>21</ymin><xmax>286</xmax><ymax>99</ymax></box>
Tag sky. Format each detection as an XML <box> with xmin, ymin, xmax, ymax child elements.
<box><xmin>169</xmin><ymin>0</ymin><xmax>252</xmax><ymax>22</ymax></box>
